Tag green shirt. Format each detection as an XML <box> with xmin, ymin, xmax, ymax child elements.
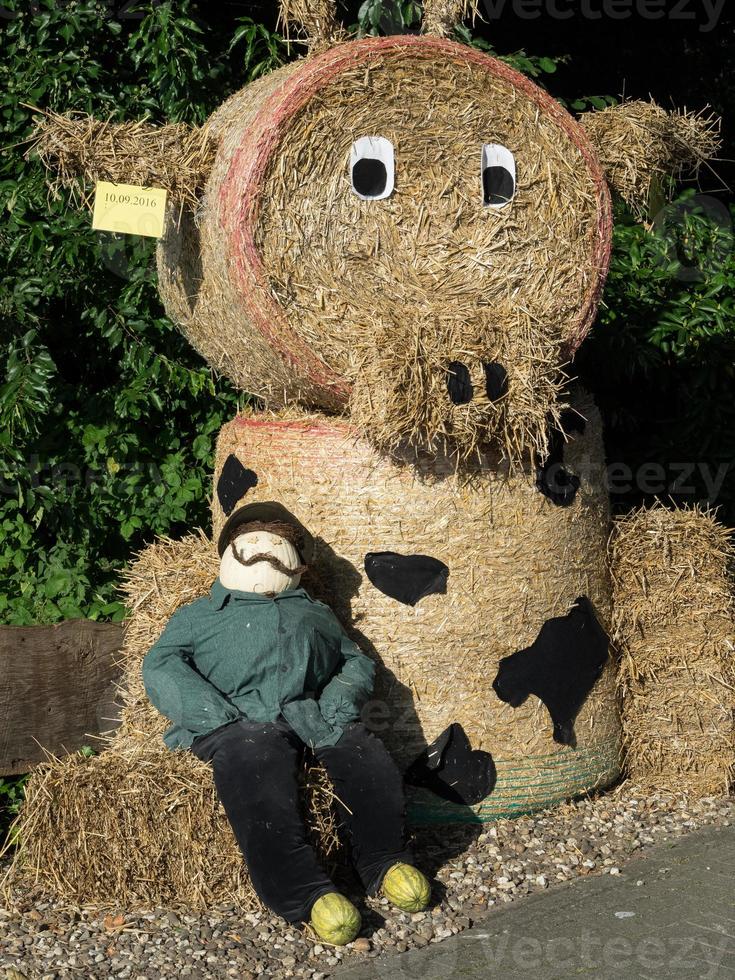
<box><xmin>142</xmin><ymin>580</ymin><xmax>376</xmax><ymax>751</ymax></box>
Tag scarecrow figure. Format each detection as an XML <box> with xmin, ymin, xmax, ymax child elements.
<box><xmin>142</xmin><ymin>501</ymin><xmax>430</xmax><ymax>943</ymax></box>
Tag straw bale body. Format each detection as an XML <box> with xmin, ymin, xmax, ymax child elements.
<box><xmin>212</xmin><ymin>394</ymin><xmax>622</xmax><ymax>821</ymax></box>
<box><xmin>157</xmin><ymin>34</ymin><xmax>612</xmax><ymax>459</ymax></box>
<box><xmin>2</xmin><ymin>534</ymin><xmax>340</xmax><ymax>910</ymax></box>
<box><xmin>611</xmin><ymin>506</ymin><xmax>735</xmax><ymax>797</ymax></box>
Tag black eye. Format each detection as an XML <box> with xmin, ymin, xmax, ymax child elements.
<box><xmin>350</xmin><ymin>136</ymin><xmax>394</xmax><ymax>200</ymax></box>
<box><xmin>352</xmin><ymin>158</ymin><xmax>387</xmax><ymax>198</ymax></box>
<box><xmin>483</xmin><ymin>167</ymin><xmax>515</xmax><ymax>206</ymax></box>
<box><xmin>447</xmin><ymin>361</ymin><xmax>473</xmax><ymax>405</ymax></box>
<box><xmin>483</xmin><ymin>362</ymin><xmax>508</xmax><ymax>401</ymax></box>
<box><xmin>481</xmin><ymin>144</ymin><xmax>516</xmax><ymax>208</ymax></box>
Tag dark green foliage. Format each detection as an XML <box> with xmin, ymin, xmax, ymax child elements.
<box><xmin>0</xmin><ymin>773</ymin><xmax>29</xmax><ymax>845</ymax></box>
<box><xmin>0</xmin><ymin>1</ymin><xmax>289</xmax><ymax>626</ymax></box>
<box><xmin>577</xmin><ymin>196</ymin><xmax>735</xmax><ymax>520</ymax></box>
<box><xmin>354</xmin><ymin>0</ymin><xmax>568</xmax><ymax>81</ymax></box>
<box><xmin>356</xmin><ymin>0</ymin><xmax>423</xmax><ymax>35</ymax></box>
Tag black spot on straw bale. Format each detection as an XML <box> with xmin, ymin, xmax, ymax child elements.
<box><xmin>364</xmin><ymin>552</ymin><xmax>449</xmax><ymax>606</ymax></box>
<box><xmin>217</xmin><ymin>455</ymin><xmax>258</xmax><ymax>517</ymax></box>
<box><xmin>492</xmin><ymin>597</ymin><xmax>609</xmax><ymax>748</ymax></box>
<box><xmin>536</xmin><ymin>412</ymin><xmax>582</xmax><ymax>507</ymax></box>
<box><xmin>405</xmin><ymin>722</ymin><xmax>496</xmax><ymax>805</ymax></box>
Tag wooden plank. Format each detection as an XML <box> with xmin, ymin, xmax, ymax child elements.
<box><xmin>0</xmin><ymin>620</ymin><xmax>124</xmax><ymax>774</ymax></box>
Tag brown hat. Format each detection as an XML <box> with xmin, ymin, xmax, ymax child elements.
<box><xmin>217</xmin><ymin>500</ymin><xmax>315</xmax><ymax>564</ymax></box>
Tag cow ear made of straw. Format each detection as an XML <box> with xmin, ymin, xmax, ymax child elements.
<box><xmin>581</xmin><ymin>100</ymin><xmax>721</xmax><ymax>219</ymax></box>
<box><xmin>24</xmin><ymin>107</ymin><xmax>216</xmax><ymax>211</ymax></box>
<box><xmin>421</xmin><ymin>0</ymin><xmax>479</xmax><ymax>37</ymax></box>
<box><xmin>278</xmin><ymin>0</ymin><xmax>347</xmax><ymax>54</ymax></box>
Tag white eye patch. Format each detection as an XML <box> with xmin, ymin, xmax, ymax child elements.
<box><xmin>350</xmin><ymin>136</ymin><xmax>395</xmax><ymax>200</ymax></box>
<box><xmin>481</xmin><ymin>144</ymin><xmax>516</xmax><ymax>208</ymax></box>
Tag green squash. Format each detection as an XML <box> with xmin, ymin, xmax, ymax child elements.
<box><xmin>310</xmin><ymin>892</ymin><xmax>361</xmax><ymax>945</ymax></box>
<box><xmin>382</xmin><ymin>863</ymin><xmax>432</xmax><ymax>912</ymax></box>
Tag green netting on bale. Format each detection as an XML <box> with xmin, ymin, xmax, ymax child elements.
<box><xmin>406</xmin><ymin>741</ymin><xmax>621</xmax><ymax>825</ymax></box>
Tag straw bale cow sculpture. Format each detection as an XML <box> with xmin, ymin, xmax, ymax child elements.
<box><xmin>9</xmin><ymin>0</ymin><xmax>733</xmax><ymax>911</ymax></box>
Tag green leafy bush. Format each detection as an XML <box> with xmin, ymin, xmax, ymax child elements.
<box><xmin>578</xmin><ymin>194</ymin><xmax>735</xmax><ymax>519</ymax></box>
<box><xmin>0</xmin><ymin>773</ymin><xmax>29</xmax><ymax>845</ymax></box>
<box><xmin>0</xmin><ymin>0</ymin><xmax>284</xmax><ymax>625</ymax></box>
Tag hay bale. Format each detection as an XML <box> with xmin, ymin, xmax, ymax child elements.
<box><xmin>611</xmin><ymin>505</ymin><xmax>735</xmax><ymax>796</ymax></box>
<box><xmin>3</xmin><ymin>535</ymin><xmax>341</xmax><ymax>911</ymax></box>
<box><xmin>347</xmin><ymin>305</ymin><xmax>569</xmax><ymax>462</ymax></box>
<box><xmin>279</xmin><ymin>0</ymin><xmax>348</xmax><ymax>52</ymax></box>
<box><xmin>2</xmin><ymin>741</ymin><xmax>339</xmax><ymax>912</ymax></box>
<box><xmin>115</xmin><ymin>530</ymin><xmax>219</xmax><ymax>732</ymax></box>
<box><xmin>213</xmin><ymin>394</ymin><xmax>622</xmax><ymax>822</ymax></box>
<box><xmin>422</xmin><ymin>0</ymin><xmax>479</xmax><ymax>37</ymax></box>
<box><xmin>157</xmin><ymin>34</ymin><xmax>611</xmax><ymax>461</ymax></box>
<box><xmin>26</xmin><ymin>108</ymin><xmax>215</xmax><ymax>210</ymax></box>
<box><xmin>581</xmin><ymin>101</ymin><xmax>721</xmax><ymax>217</ymax></box>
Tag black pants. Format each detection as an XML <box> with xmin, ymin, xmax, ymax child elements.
<box><xmin>190</xmin><ymin>717</ymin><xmax>413</xmax><ymax>923</ymax></box>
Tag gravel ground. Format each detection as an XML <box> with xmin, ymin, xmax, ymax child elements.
<box><xmin>1</xmin><ymin>783</ymin><xmax>733</xmax><ymax>980</ymax></box>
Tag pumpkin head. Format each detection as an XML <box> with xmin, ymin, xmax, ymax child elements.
<box><xmin>219</xmin><ymin>529</ymin><xmax>304</xmax><ymax>594</ymax></box>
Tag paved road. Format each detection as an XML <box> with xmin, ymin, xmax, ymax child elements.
<box><xmin>336</xmin><ymin>825</ymin><xmax>735</xmax><ymax>979</ymax></box>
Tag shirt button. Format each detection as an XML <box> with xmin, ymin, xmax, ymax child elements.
<box><xmin>280</xmin><ymin>664</ymin><xmax>289</xmax><ymax>672</ymax></box>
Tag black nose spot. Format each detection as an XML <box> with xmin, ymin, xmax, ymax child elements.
<box><xmin>364</xmin><ymin>552</ymin><xmax>449</xmax><ymax>606</ymax></box>
<box><xmin>446</xmin><ymin>361</ymin><xmax>473</xmax><ymax>405</ymax></box>
<box><xmin>483</xmin><ymin>362</ymin><xmax>508</xmax><ymax>402</ymax></box>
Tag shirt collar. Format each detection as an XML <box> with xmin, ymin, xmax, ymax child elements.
<box><xmin>210</xmin><ymin>579</ymin><xmax>314</xmax><ymax>610</ymax></box>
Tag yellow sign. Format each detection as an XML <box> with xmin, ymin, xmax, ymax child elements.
<box><xmin>92</xmin><ymin>181</ymin><xmax>167</xmax><ymax>238</ymax></box>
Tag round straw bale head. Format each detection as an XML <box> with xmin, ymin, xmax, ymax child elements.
<box><xmin>158</xmin><ymin>34</ymin><xmax>612</xmax><ymax>458</ymax></box>
<box><xmin>213</xmin><ymin>393</ymin><xmax>622</xmax><ymax>822</ymax></box>
<box><xmin>6</xmin><ymin>741</ymin><xmax>340</xmax><ymax>910</ymax></box>
<box><xmin>611</xmin><ymin>506</ymin><xmax>735</xmax><ymax>797</ymax></box>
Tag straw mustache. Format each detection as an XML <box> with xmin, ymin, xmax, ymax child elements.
<box><xmin>230</xmin><ymin>544</ymin><xmax>307</xmax><ymax>578</ymax></box>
